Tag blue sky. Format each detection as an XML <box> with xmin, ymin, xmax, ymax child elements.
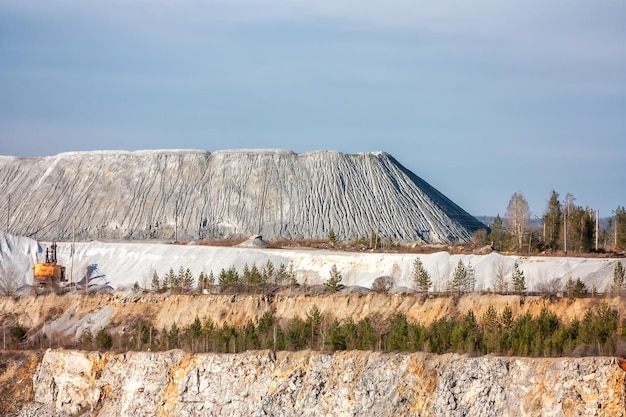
<box><xmin>1</xmin><ymin>1</ymin><xmax>625</xmax><ymax>218</ymax></box>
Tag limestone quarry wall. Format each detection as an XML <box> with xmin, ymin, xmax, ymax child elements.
<box><xmin>10</xmin><ymin>349</ymin><xmax>626</xmax><ymax>417</ymax></box>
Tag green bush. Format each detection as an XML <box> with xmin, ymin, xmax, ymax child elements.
<box><xmin>324</xmin><ymin>264</ymin><xmax>342</xmax><ymax>292</ymax></box>
<box><xmin>95</xmin><ymin>328</ymin><xmax>113</xmax><ymax>350</ymax></box>
<box><xmin>10</xmin><ymin>322</ymin><xmax>28</xmax><ymax>345</ymax></box>
<box><xmin>565</xmin><ymin>277</ymin><xmax>587</xmax><ymax>298</ymax></box>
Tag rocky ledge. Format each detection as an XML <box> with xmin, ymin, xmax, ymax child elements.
<box><xmin>9</xmin><ymin>349</ymin><xmax>626</xmax><ymax>417</ymax></box>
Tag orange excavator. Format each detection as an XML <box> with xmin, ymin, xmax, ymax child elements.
<box><xmin>33</xmin><ymin>242</ymin><xmax>66</xmax><ymax>287</ymax></box>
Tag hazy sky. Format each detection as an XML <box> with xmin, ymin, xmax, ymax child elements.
<box><xmin>1</xmin><ymin>1</ymin><xmax>625</xmax><ymax>217</ymax></box>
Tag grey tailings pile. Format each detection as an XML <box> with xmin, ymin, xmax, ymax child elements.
<box><xmin>0</xmin><ymin>149</ymin><xmax>485</xmax><ymax>243</ymax></box>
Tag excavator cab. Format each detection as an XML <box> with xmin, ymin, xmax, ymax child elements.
<box><xmin>33</xmin><ymin>242</ymin><xmax>66</xmax><ymax>287</ymax></box>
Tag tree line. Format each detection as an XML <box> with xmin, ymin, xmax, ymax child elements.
<box><xmin>140</xmin><ymin>257</ymin><xmax>626</xmax><ymax>297</ymax></box>
<box><xmin>8</xmin><ymin>302</ymin><xmax>625</xmax><ymax>358</ymax></box>
<box><xmin>7</xmin><ymin>260</ymin><xmax>626</xmax><ymax>354</ymax></box>
<box><xmin>144</xmin><ymin>261</ymin><xmax>344</xmax><ymax>295</ymax></box>
<box><xmin>486</xmin><ymin>190</ymin><xmax>626</xmax><ymax>254</ymax></box>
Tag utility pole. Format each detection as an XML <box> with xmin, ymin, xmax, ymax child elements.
<box><xmin>563</xmin><ymin>195</ymin><xmax>569</xmax><ymax>256</ymax></box>
<box><xmin>595</xmin><ymin>210</ymin><xmax>599</xmax><ymax>252</ymax></box>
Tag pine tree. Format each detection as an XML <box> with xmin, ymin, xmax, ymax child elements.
<box><xmin>275</xmin><ymin>263</ymin><xmax>287</xmax><ymax>286</ymax></box>
<box><xmin>250</xmin><ymin>265</ymin><xmax>261</xmax><ymax>291</ymax></box>
<box><xmin>151</xmin><ymin>271</ymin><xmax>161</xmax><ymax>291</ymax></box>
<box><xmin>164</xmin><ymin>268</ymin><xmax>176</xmax><ymax>290</ymax></box>
<box><xmin>501</xmin><ymin>304</ymin><xmax>513</xmax><ymax>328</ymax></box>
<box><xmin>175</xmin><ymin>266</ymin><xmax>185</xmax><ymax>292</ymax></box>
<box><xmin>259</xmin><ymin>264</ymin><xmax>270</xmax><ymax>293</ymax></box>
<box><xmin>482</xmin><ymin>305</ymin><xmax>500</xmax><ymax>331</ymax></box>
<box><xmin>488</xmin><ymin>214</ymin><xmax>506</xmax><ymax>251</ymax></box>
<box><xmin>262</xmin><ymin>260</ymin><xmax>274</xmax><ymax>288</ymax></box>
<box><xmin>182</xmin><ymin>268</ymin><xmax>194</xmax><ymax>293</ymax></box>
<box><xmin>219</xmin><ymin>267</ymin><xmax>240</xmax><ymax>292</ymax></box>
<box><xmin>565</xmin><ymin>277</ymin><xmax>587</xmax><ymax>298</ymax></box>
<box><xmin>242</xmin><ymin>263</ymin><xmax>251</xmax><ymax>291</ymax></box>
<box><xmin>218</xmin><ymin>268</ymin><xmax>229</xmax><ymax>290</ymax></box>
<box><xmin>512</xmin><ymin>261</ymin><xmax>526</xmax><ymax>294</ymax></box>
<box><xmin>287</xmin><ymin>263</ymin><xmax>297</xmax><ymax>288</ymax></box>
<box><xmin>412</xmin><ymin>257</ymin><xmax>431</xmax><ymax>292</ymax></box>
<box><xmin>451</xmin><ymin>259</ymin><xmax>466</xmax><ymax>295</ymax></box>
<box><xmin>567</xmin><ymin>206</ymin><xmax>594</xmax><ymax>253</ymax></box>
<box><xmin>615</xmin><ymin>206</ymin><xmax>626</xmax><ymax>250</ymax></box>
<box><xmin>482</xmin><ymin>305</ymin><xmax>500</xmax><ymax>352</ymax></box>
<box><xmin>306</xmin><ymin>305</ymin><xmax>323</xmax><ymax>350</ymax></box>
<box><xmin>325</xmin><ymin>264</ymin><xmax>342</xmax><ymax>292</ymax></box>
<box><xmin>543</xmin><ymin>191</ymin><xmax>562</xmax><ymax>251</ymax></box>
<box><xmin>95</xmin><ymin>328</ymin><xmax>113</xmax><ymax>350</ymax></box>
<box><xmin>197</xmin><ymin>272</ymin><xmax>206</xmax><ymax>293</ymax></box>
<box><xmin>230</xmin><ymin>266</ymin><xmax>241</xmax><ymax>291</ymax></box>
<box><xmin>168</xmin><ymin>323</ymin><xmax>180</xmax><ymax>349</ymax></box>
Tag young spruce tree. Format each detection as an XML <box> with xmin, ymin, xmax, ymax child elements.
<box><xmin>325</xmin><ymin>264</ymin><xmax>342</xmax><ymax>292</ymax></box>
<box><xmin>412</xmin><ymin>257</ymin><xmax>431</xmax><ymax>292</ymax></box>
<box><xmin>512</xmin><ymin>261</ymin><xmax>526</xmax><ymax>294</ymax></box>
<box><xmin>151</xmin><ymin>271</ymin><xmax>160</xmax><ymax>291</ymax></box>
<box><xmin>451</xmin><ymin>259</ymin><xmax>466</xmax><ymax>295</ymax></box>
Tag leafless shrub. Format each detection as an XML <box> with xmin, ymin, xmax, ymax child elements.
<box><xmin>536</xmin><ymin>277</ymin><xmax>562</xmax><ymax>295</ymax></box>
<box><xmin>492</xmin><ymin>260</ymin><xmax>510</xmax><ymax>294</ymax></box>
<box><xmin>471</xmin><ymin>229</ymin><xmax>488</xmax><ymax>247</ymax></box>
<box><xmin>433</xmin><ymin>263</ymin><xmax>451</xmax><ymax>293</ymax></box>
<box><xmin>572</xmin><ymin>344</ymin><xmax>600</xmax><ymax>357</ymax></box>
<box><xmin>0</xmin><ymin>266</ymin><xmax>25</xmax><ymax>296</ymax></box>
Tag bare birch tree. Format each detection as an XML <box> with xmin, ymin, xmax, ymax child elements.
<box><xmin>0</xmin><ymin>266</ymin><xmax>24</xmax><ymax>296</ymax></box>
<box><xmin>505</xmin><ymin>192</ymin><xmax>530</xmax><ymax>252</ymax></box>
<box><xmin>492</xmin><ymin>260</ymin><xmax>510</xmax><ymax>293</ymax></box>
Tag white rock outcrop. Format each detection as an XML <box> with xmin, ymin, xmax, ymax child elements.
<box><xmin>17</xmin><ymin>349</ymin><xmax>626</xmax><ymax>417</ymax></box>
<box><xmin>0</xmin><ymin>149</ymin><xmax>485</xmax><ymax>243</ymax></box>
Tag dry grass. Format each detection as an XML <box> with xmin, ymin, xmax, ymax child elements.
<box><xmin>250</xmin><ymin>237</ymin><xmax>480</xmax><ymax>255</ymax></box>
<box><xmin>139</xmin><ymin>237</ymin><xmax>625</xmax><ymax>258</ymax></box>
<box><xmin>176</xmin><ymin>238</ymin><xmax>249</xmax><ymax>247</ymax></box>
<box><xmin>266</xmin><ymin>238</ymin><xmax>332</xmax><ymax>249</ymax></box>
